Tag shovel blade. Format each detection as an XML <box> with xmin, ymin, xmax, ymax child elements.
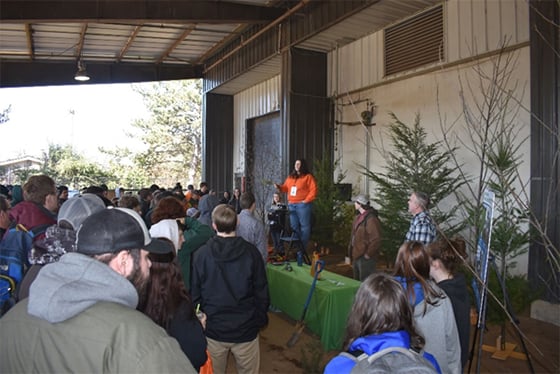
<box><xmin>286</xmin><ymin>322</ymin><xmax>305</xmax><ymax>347</ymax></box>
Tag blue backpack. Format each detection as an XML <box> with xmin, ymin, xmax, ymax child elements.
<box><xmin>0</xmin><ymin>223</ymin><xmax>49</xmax><ymax>315</ymax></box>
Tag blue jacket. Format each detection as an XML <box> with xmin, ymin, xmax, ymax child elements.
<box><xmin>324</xmin><ymin>331</ymin><xmax>440</xmax><ymax>374</ymax></box>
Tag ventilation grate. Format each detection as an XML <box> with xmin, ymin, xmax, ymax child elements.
<box><xmin>384</xmin><ymin>5</ymin><xmax>444</xmax><ymax>76</ymax></box>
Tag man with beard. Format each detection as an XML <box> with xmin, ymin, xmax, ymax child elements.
<box><xmin>0</xmin><ymin>208</ymin><xmax>197</xmax><ymax>373</ymax></box>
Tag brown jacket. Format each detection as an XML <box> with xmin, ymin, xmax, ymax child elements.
<box><xmin>349</xmin><ymin>209</ymin><xmax>381</xmax><ymax>260</ymax></box>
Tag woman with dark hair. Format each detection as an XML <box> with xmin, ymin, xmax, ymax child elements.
<box><xmin>427</xmin><ymin>237</ymin><xmax>471</xmax><ymax>369</ymax></box>
<box><xmin>219</xmin><ymin>190</ymin><xmax>231</xmax><ymax>205</ymax></box>
<box><xmin>274</xmin><ymin>158</ymin><xmax>317</xmax><ymax>251</ymax></box>
<box><xmin>324</xmin><ymin>273</ymin><xmax>440</xmax><ymax>373</ymax></box>
<box><xmin>228</xmin><ymin>188</ymin><xmax>241</xmax><ymax>214</ymax></box>
<box><xmin>394</xmin><ymin>241</ymin><xmax>462</xmax><ymax>374</ymax></box>
<box><xmin>138</xmin><ymin>240</ymin><xmax>208</xmax><ymax>372</ymax></box>
<box><xmin>56</xmin><ymin>185</ymin><xmax>69</xmax><ymax>210</ymax></box>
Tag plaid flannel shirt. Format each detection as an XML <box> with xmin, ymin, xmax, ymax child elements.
<box><xmin>405</xmin><ymin>210</ymin><xmax>436</xmax><ymax>244</ymax></box>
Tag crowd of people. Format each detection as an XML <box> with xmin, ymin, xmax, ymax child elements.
<box><xmin>0</xmin><ymin>165</ymin><xmax>471</xmax><ymax>373</ymax></box>
<box><xmin>0</xmin><ymin>176</ymin><xmax>269</xmax><ymax>373</ymax></box>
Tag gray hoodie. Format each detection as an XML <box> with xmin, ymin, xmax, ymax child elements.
<box><xmin>29</xmin><ymin>252</ymin><xmax>138</xmax><ymax>323</ymax></box>
<box><xmin>1</xmin><ymin>252</ymin><xmax>197</xmax><ymax>373</ymax></box>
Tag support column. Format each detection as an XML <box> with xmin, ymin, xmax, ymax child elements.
<box><xmin>203</xmin><ymin>93</ymin><xmax>234</xmax><ymax>192</ymax></box>
<box><xmin>281</xmin><ymin>47</ymin><xmax>332</xmax><ymax>171</ymax></box>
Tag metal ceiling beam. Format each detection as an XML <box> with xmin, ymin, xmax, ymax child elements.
<box><xmin>24</xmin><ymin>23</ymin><xmax>34</xmax><ymax>60</ymax></box>
<box><xmin>156</xmin><ymin>25</ymin><xmax>195</xmax><ymax>64</ymax></box>
<box><xmin>75</xmin><ymin>23</ymin><xmax>88</xmax><ymax>58</ymax></box>
<box><xmin>117</xmin><ymin>25</ymin><xmax>142</xmax><ymax>63</ymax></box>
<box><xmin>203</xmin><ymin>0</ymin><xmax>310</xmax><ymax>74</ymax></box>
<box><xmin>0</xmin><ymin>60</ymin><xmax>204</xmax><ymax>87</ymax></box>
<box><xmin>0</xmin><ymin>0</ymin><xmax>284</xmax><ymax>23</ymax></box>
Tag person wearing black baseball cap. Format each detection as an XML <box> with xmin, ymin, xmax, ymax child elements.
<box><xmin>0</xmin><ymin>207</ymin><xmax>197</xmax><ymax>374</ymax></box>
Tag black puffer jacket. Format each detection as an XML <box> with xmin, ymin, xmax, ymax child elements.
<box><xmin>191</xmin><ymin>236</ymin><xmax>270</xmax><ymax>343</ymax></box>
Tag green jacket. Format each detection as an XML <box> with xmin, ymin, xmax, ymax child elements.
<box><xmin>179</xmin><ymin>216</ymin><xmax>215</xmax><ymax>290</ymax></box>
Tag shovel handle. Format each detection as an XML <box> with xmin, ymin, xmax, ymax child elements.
<box><xmin>314</xmin><ymin>259</ymin><xmax>325</xmax><ymax>273</ymax></box>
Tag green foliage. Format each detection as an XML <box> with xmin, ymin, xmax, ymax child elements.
<box><xmin>486</xmin><ymin>272</ymin><xmax>539</xmax><ymax>324</ymax></box>
<box><xmin>102</xmin><ymin>147</ymin><xmax>152</xmax><ymax>190</ymax></box>
<box><xmin>41</xmin><ymin>144</ymin><xmax>114</xmax><ymax>189</ymax></box>
<box><xmin>490</xmin><ymin>211</ymin><xmax>530</xmax><ymax>271</ymax></box>
<box><xmin>333</xmin><ymin>203</ymin><xmax>356</xmax><ymax>254</ymax></box>
<box><xmin>311</xmin><ymin>157</ymin><xmax>347</xmax><ymax>249</ymax></box>
<box><xmin>127</xmin><ymin>80</ymin><xmax>203</xmax><ymax>187</ymax></box>
<box><xmin>362</xmin><ymin>113</ymin><xmax>465</xmax><ymax>265</ymax></box>
<box><xmin>486</xmin><ymin>118</ymin><xmax>529</xmax><ymax>273</ymax></box>
<box><xmin>12</xmin><ymin>168</ymin><xmax>35</xmax><ymax>185</ymax></box>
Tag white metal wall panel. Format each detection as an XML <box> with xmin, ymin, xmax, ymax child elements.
<box><xmin>472</xmin><ymin>0</ymin><xmax>489</xmax><ymax>53</ymax></box>
<box><xmin>486</xmin><ymin>0</ymin><xmax>502</xmax><ymax>51</ymax></box>
<box><xmin>232</xmin><ymin>75</ymin><xmax>281</xmax><ymax>174</ymax></box>
<box><xmin>446</xmin><ymin>1</ymin><xmax>460</xmax><ymax>62</ymax></box>
<box><xmin>338</xmin><ymin>46</ymin><xmax>355</xmax><ymax>95</ymax></box>
<box><xmin>361</xmin><ymin>35</ymin><xmax>373</xmax><ymax>88</ymax></box>
<box><xmin>330</xmin><ymin>0</ymin><xmax>530</xmax><ymax>96</ymax></box>
<box><xmin>516</xmin><ymin>0</ymin><xmax>530</xmax><ymax>43</ymax></box>
<box><xmin>457</xmin><ymin>0</ymin><xmax>474</xmax><ymax>59</ymax></box>
<box><xmin>349</xmin><ymin>41</ymin><xmax>363</xmax><ymax>93</ymax></box>
<box><xmin>446</xmin><ymin>0</ymin><xmax>529</xmax><ymax>62</ymax></box>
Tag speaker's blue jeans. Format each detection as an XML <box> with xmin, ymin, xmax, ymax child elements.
<box><xmin>288</xmin><ymin>202</ymin><xmax>312</xmax><ymax>251</ymax></box>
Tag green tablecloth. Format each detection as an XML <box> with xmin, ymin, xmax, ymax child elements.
<box><xmin>267</xmin><ymin>262</ymin><xmax>360</xmax><ymax>351</ymax></box>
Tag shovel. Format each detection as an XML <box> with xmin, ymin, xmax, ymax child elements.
<box><xmin>286</xmin><ymin>259</ymin><xmax>325</xmax><ymax>347</ymax></box>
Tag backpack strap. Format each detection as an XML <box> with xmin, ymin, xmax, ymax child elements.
<box><xmin>337</xmin><ymin>351</ymin><xmax>369</xmax><ymax>363</ymax></box>
<box><xmin>339</xmin><ymin>346</ymin><xmax>423</xmax><ymax>364</ymax></box>
<box><xmin>10</xmin><ymin>223</ymin><xmax>51</xmax><ymax>238</ymax></box>
<box><xmin>28</xmin><ymin>223</ymin><xmax>52</xmax><ymax>239</ymax></box>
<box><xmin>365</xmin><ymin>346</ymin><xmax>420</xmax><ymax>363</ymax></box>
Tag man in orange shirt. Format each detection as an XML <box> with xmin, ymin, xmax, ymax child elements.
<box><xmin>275</xmin><ymin>158</ymin><xmax>317</xmax><ymax>252</ymax></box>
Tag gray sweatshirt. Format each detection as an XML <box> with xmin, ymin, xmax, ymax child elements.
<box><xmin>1</xmin><ymin>252</ymin><xmax>197</xmax><ymax>373</ymax></box>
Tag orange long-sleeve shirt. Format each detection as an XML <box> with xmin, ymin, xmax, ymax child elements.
<box><xmin>278</xmin><ymin>174</ymin><xmax>317</xmax><ymax>204</ymax></box>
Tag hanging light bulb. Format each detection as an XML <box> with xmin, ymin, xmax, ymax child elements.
<box><xmin>74</xmin><ymin>59</ymin><xmax>90</xmax><ymax>82</ymax></box>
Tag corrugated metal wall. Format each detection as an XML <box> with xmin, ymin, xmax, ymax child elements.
<box><xmin>528</xmin><ymin>0</ymin><xmax>560</xmax><ymax>302</ymax></box>
<box><xmin>448</xmin><ymin>0</ymin><xmax>529</xmax><ymax>60</ymax></box>
<box><xmin>203</xmin><ymin>93</ymin><xmax>234</xmax><ymax>193</ymax></box>
<box><xmin>329</xmin><ymin>0</ymin><xmax>530</xmax><ymax>95</ymax></box>
<box><xmin>282</xmin><ymin>47</ymin><xmax>332</xmax><ymax>173</ymax></box>
<box><xmin>203</xmin><ymin>0</ymin><xmax>375</xmax><ymax>93</ymax></box>
<box><xmin>233</xmin><ymin>75</ymin><xmax>281</xmax><ymax>176</ymax></box>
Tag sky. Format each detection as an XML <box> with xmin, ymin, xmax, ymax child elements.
<box><xmin>0</xmin><ymin>82</ymin><xmax>150</xmax><ymax>165</ymax></box>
